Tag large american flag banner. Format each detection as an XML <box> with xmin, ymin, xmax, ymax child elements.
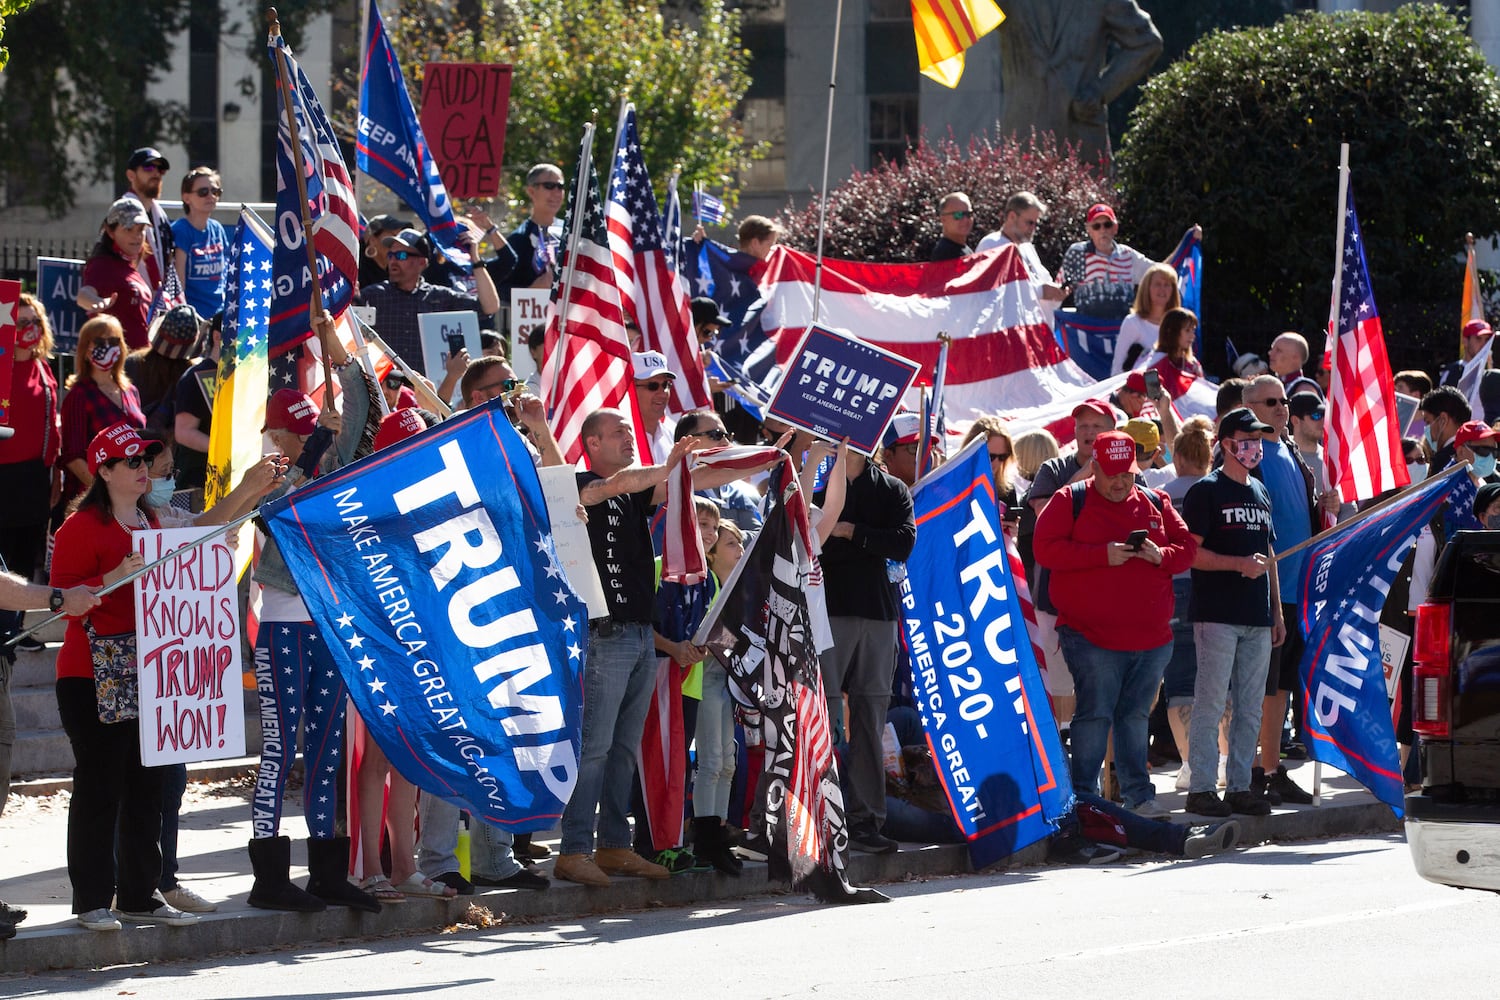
<box><xmin>268</xmin><ymin>30</ymin><xmax>359</xmax><ymax>356</ymax></box>
<box><xmin>543</xmin><ymin>125</ymin><xmax>634</xmax><ymax>462</ymax></box>
<box><xmin>753</xmin><ymin>244</ymin><xmax>1094</xmax><ymax>419</ymax></box>
<box><xmin>606</xmin><ymin>104</ymin><xmax>712</xmax><ymax>413</ymax></box>
<box><xmin>1325</xmin><ymin>183</ymin><xmax>1407</xmax><ymax>503</ymax></box>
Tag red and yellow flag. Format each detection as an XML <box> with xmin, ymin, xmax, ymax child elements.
<box><xmin>1463</xmin><ymin>232</ymin><xmax>1485</xmax><ymax>350</ymax></box>
<box><xmin>913</xmin><ymin>0</ymin><xmax>1005</xmax><ymax>89</ymax></box>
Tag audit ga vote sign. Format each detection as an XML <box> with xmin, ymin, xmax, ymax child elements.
<box><xmin>421</xmin><ymin>63</ymin><xmax>513</xmax><ymax>200</ymax></box>
<box><xmin>766</xmin><ymin>324</ymin><xmax>919</xmax><ymax>456</ymax></box>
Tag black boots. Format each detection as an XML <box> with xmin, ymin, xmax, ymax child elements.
<box><xmin>305</xmin><ymin>836</ymin><xmax>382</xmax><ymax>913</ymax></box>
<box><xmin>692</xmin><ymin>816</ymin><xmax>743</xmax><ymax>877</ymax></box>
<box><xmin>247</xmin><ymin>836</ymin><xmax>326</xmax><ymax>913</ymax></box>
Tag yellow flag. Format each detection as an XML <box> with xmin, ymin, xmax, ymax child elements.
<box><xmin>1462</xmin><ymin>235</ymin><xmax>1485</xmax><ymax>351</ymax></box>
<box><xmin>913</xmin><ymin>0</ymin><xmax>1006</xmax><ymax>89</ymax></box>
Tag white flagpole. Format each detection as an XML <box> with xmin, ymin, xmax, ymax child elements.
<box><xmin>811</xmin><ymin>0</ymin><xmax>846</xmax><ymax>324</ymax></box>
<box><xmin>546</xmin><ymin>121</ymin><xmax>598</xmax><ymax>419</ymax></box>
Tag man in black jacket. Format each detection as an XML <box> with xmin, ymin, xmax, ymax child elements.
<box><xmin>815</xmin><ymin>450</ymin><xmax>916</xmax><ymax>854</ymax></box>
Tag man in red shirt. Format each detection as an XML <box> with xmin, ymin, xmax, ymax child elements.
<box><xmin>1033</xmin><ymin>430</ymin><xmax>1197</xmax><ymax>816</ymax></box>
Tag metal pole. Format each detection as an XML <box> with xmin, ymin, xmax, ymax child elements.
<box><xmin>811</xmin><ymin>0</ymin><xmax>845</xmax><ymax>323</ymax></box>
<box><xmin>546</xmin><ymin>121</ymin><xmax>598</xmax><ymax>419</ymax></box>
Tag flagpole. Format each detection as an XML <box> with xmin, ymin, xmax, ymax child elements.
<box><xmin>4</xmin><ymin>508</ymin><xmax>264</xmax><ymax>646</ymax></box>
<box><xmin>810</xmin><ymin>0</ymin><xmax>845</xmax><ymax>323</ymax></box>
<box><xmin>351</xmin><ymin>315</ymin><xmax>453</xmax><ymax>418</ymax></box>
<box><xmin>1273</xmin><ymin>461</ymin><xmax>1468</xmax><ymax>563</ymax></box>
<box><xmin>269</xmin><ymin>8</ymin><xmax>337</xmax><ymax>413</ymax></box>
<box><xmin>546</xmin><ymin>120</ymin><xmax>598</xmax><ymax>420</ymax></box>
<box><xmin>1321</xmin><ymin>142</ymin><xmax>1351</xmax><ymax>532</ymax></box>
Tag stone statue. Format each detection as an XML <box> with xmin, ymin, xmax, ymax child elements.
<box><xmin>998</xmin><ymin>0</ymin><xmax>1164</xmax><ymax>168</ymax></box>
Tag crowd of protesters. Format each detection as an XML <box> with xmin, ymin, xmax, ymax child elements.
<box><xmin>3</xmin><ymin>155</ymin><xmax>1492</xmax><ymax>935</ymax></box>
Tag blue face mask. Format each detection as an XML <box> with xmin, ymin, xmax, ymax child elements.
<box><xmin>1474</xmin><ymin>454</ymin><xmax>1497</xmax><ymax>479</ymax></box>
<box><xmin>147</xmin><ymin>476</ymin><xmax>176</xmax><ymax>508</ymax></box>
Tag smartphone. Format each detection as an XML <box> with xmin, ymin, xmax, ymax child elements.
<box><xmin>1143</xmin><ymin>369</ymin><xmax>1161</xmax><ymax>398</ymax></box>
<box><xmin>447</xmin><ymin>331</ymin><xmax>467</xmax><ymax>355</ymax></box>
<box><xmin>1126</xmin><ymin>529</ymin><xmax>1148</xmax><ymax>551</ymax></box>
<box><xmin>1004</xmin><ymin>506</ymin><xmax>1024</xmax><ymax>523</ymax></box>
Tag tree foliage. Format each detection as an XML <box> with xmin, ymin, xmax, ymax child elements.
<box><xmin>777</xmin><ymin>131</ymin><xmax>1118</xmax><ymax>266</ymax></box>
<box><xmin>0</xmin><ymin>0</ymin><xmax>36</xmax><ymax>72</ymax></box>
<box><xmin>386</xmin><ymin>0</ymin><xmax>760</xmax><ymax>220</ymax></box>
<box><xmin>1116</xmin><ymin>6</ymin><xmax>1500</xmax><ymax>364</ymax></box>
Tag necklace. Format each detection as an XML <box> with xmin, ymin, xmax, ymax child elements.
<box><xmin>114</xmin><ymin>507</ymin><xmax>145</xmax><ymax>533</ymax></box>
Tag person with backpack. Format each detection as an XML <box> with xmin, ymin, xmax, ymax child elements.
<box><xmin>1033</xmin><ymin>430</ymin><xmax>1197</xmax><ymax>818</ymax></box>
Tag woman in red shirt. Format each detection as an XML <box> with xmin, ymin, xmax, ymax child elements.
<box><xmin>0</xmin><ymin>294</ymin><xmax>61</xmax><ymax>650</ymax></box>
<box><xmin>50</xmin><ymin>423</ymin><xmax>197</xmax><ymax>931</ymax></box>
<box><xmin>59</xmin><ymin>315</ymin><xmax>145</xmax><ymax>515</ymax></box>
<box><xmin>77</xmin><ymin>198</ymin><xmax>155</xmax><ymax>351</ymax></box>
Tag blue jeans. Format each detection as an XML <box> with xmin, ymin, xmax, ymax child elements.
<box><xmin>693</xmin><ymin>660</ymin><xmax>736</xmax><ymax>819</ymax></box>
<box><xmin>559</xmin><ymin>621</ymin><xmax>658</xmax><ymax>856</ymax></box>
<box><xmin>158</xmin><ymin>764</ymin><xmax>188</xmax><ymax>891</ymax></box>
<box><xmin>1163</xmin><ymin>577</ymin><xmax>1197</xmax><ymax>704</ymax></box>
<box><xmin>1190</xmin><ymin>622</ymin><xmax>1272</xmax><ymax>794</ymax></box>
<box><xmin>1058</xmin><ymin>627</ymin><xmax>1172</xmax><ymax>809</ymax></box>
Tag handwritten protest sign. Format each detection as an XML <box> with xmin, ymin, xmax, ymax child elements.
<box><xmin>133</xmin><ymin>527</ymin><xmax>246</xmax><ymax>766</ymax></box>
<box><xmin>509</xmin><ymin>288</ymin><xmax>549</xmax><ymax>382</ymax></box>
<box><xmin>418</xmin><ymin>310</ymin><xmax>481</xmax><ymax>398</ymax></box>
<box><xmin>766</xmin><ymin>324</ymin><xmax>919</xmax><ymax>456</ymax></box>
<box><xmin>420</xmin><ymin>62</ymin><xmax>513</xmax><ymax>199</ymax></box>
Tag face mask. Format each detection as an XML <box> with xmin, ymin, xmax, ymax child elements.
<box><xmin>90</xmin><ymin>343</ymin><xmax>121</xmax><ymax>370</ymax></box>
<box><xmin>1474</xmin><ymin>454</ymin><xmax>1497</xmax><ymax>479</ymax></box>
<box><xmin>147</xmin><ymin>476</ymin><xmax>176</xmax><ymax>508</ymax></box>
<box><xmin>1160</xmin><ymin>446</ymin><xmax>1172</xmax><ymax>465</ymax></box>
<box><xmin>1230</xmin><ymin>439</ymin><xmax>1263</xmax><ymax>470</ymax></box>
<box><xmin>1488</xmin><ymin>513</ymin><xmax>1500</xmax><ymax>531</ymax></box>
<box><xmin>16</xmin><ymin>319</ymin><xmax>42</xmax><ymax>349</ymax></box>
<box><xmin>1407</xmin><ymin>462</ymin><xmax>1428</xmax><ymax>484</ymax></box>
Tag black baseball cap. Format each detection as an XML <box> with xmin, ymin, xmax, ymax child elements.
<box><xmin>1218</xmin><ymin>407</ymin><xmax>1273</xmax><ymax>438</ymax></box>
<box><xmin>382</xmin><ymin>228</ymin><xmax>434</xmax><ymax>257</ymax></box>
<box><xmin>1289</xmin><ymin>391</ymin><xmax>1325</xmax><ymax>421</ymax></box>
<box><xmin>127</xmin><ymin>147</ymin><xmax>170</xmax><ymax>171</ymax></box>
<box><xmin>690</xmin><ymin>297</ymin><xmax>731</xmax><ymax>328</ymax></box>
<box><xmin>367</xmin><ymin>214</ymin><xmax>412</xmax><ymax>237</ymax></box>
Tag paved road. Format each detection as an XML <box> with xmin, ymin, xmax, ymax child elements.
<box><xmin>8</xmin><ymin>833</ymin><xmax>1493</xmax><ymax>999</ymax></box>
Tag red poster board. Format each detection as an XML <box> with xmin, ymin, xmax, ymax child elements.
<box><xmin>0</xmin><ymin>279</ymin><xmax>21</xmax><ymax>425</ymax></box>
<box><xmin>420</xmin><ymin>63</ymin><xmax>513</xmax><ymax>200</ymax></box>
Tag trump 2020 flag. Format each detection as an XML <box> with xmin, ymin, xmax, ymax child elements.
<box><xmin>1296</xmin><ymin>464</ymin><xmax>1468</xmax><ymax>816</ymax></box>
<box><xmin>260</xmin><ymin>400</ymin><xmax>586</xmax><ymax>830</ymax></box>
<box><xmin>905</xmin><ymin>438</ymin><xmax>1073</xmax><ymax>866</ymax></box>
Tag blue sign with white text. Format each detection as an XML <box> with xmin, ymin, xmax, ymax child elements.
<box><xmin>904</xmin><ymin>440</ymin><xmax>1074</xmax><ymax>865</ymax></box>
<box><xmin>261</xmin><ymin>401</ymin><xmax>586</xmax><ymax>830</ymax></box>
<box><xmin>767</xmin><ymin>324</ymin><xmax>919</xmax><ymax>455</ymax></box>
<box><xmin>37</xmin><ymin>257</ymin><xmax>85</xmax><ymax>352</ymax></box>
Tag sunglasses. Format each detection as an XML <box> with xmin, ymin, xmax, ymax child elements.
<box><xmin>17</xmin><ymin>315</ymin><xmax>37</xmax><ymax>329</ymax></box>
<box><xmin>1089</xmin><ymin>220</ymin><xmax>1116</xmax><ymax>230</ymax></box>
<box><xmin>193</xmin><ymin>186</ymin><xmax>223</xmax><ymax>197</ymax></box>
<box><xmin>389</xmin><ymin>249</ymin><xmax>424</xmax><ymax>261</ymax></box>
<box><xmin>943</xmin><ymin>210</ymin><xmax>972</xmax><ymax>220</ymax></box>
<box><xmin>1470</xmin><ymin>445</ymin><xmax>1497</xmax><ymax>458</ymax></box>
<box><xmin>110</xmin><ymin>455</ymin><xmax>148</xmax><ymax>470</ymax></box>
<box><xmin>135</xmin><ymin>163</ymin><xmax>163</xmax><ymax>173</ymax></box>
<box><xmin>639</xmin><ymin>380</ymin><xmax>672</xmax><ymax>392</ymax></box>
<box><xmin>476</xmin><ymin>377</ymin><xmax>522</xmax><ymax>395</ymax></box>
<box><xmin>694</xmin><ymin>428</ymin><xmax>729</xmax><ymax>441</ymax></box>
<box><xmin>533</xmin><ymin>181</ymin><xmax>565</xmax><ymax>191</ymax></box>
<box><xmin>1256</xmin><ymin>397</ymin><xmax>1289</xmax><ymax>408</ymax></box>
<box><xmin>989</xmin><ymin>451</ymin><xmax>1010</xmax><ymax>463</ymax></box>
<box><xmin>94</xmin><ymin>337</ymin><xmax>122</xmax><ymax>347</ymax></box>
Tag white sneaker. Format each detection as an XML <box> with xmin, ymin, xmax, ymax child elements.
<box><xmin>1175</xmin><ymin>762</ymin><xmax>1193</xmax><ymax>792</ymax></box>
<box><xmin>77</xmin><ymin>907</ymin><xmax>122</xmax><ymax>931</ymax></box>
<box><xmin>163</xmin><ymin>885</ymin><xmax>218</xmax><ymax>913</ymax></box>
<box><xmin>118</xmin><ymin>901</ymin><xmax>198</xmax><ymax>927</ymax></box>
<box><xmin>1131</xmin><ymin>797</ymin><xmax>1173</xmax><ymax>819</ymax></box>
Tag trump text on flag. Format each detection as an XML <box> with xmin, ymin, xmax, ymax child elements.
<box><xmin>767</xmin><ymin>326</ymin><xmax>919</xmax><ymax>455</ymax></box>
<box><xmin>420</xmin><ymin>63</ymin><xmax>513</xmax><ymax>200</ymax></box>
<box><xmin>133</xmin><ymin>527</ymin><xmax>247</xmax><ymax>766</ymax></box>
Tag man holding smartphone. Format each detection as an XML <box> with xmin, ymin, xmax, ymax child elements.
<box><xmin>1033</xmin><ymin>430</ymin><xmax>1197</xmax><ymax>817</ymax></box>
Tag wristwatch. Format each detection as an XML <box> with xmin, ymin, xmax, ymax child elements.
<box><xmin>48</xmin><ymin>588</ymin><xmax>64</xmax><ymax>612</ymax></box>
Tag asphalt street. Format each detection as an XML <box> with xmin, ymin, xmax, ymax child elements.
<box><xmin>7</xmin><ymin>833</ymin><xmax>1493</xmax><ymax>1000</ymax></box>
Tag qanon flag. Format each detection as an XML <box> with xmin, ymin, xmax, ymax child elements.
<box><xmin>904</xmin><ymin>439</ymin><xmax>1074</xmax><ymax>867</ymax></box>
<box><xmin>1296</xmin><ymin>464</ymin><xmax>1469</xmax><ymax>815</ymax></box>
<box><xmin>260</xmin><ymin>401</ymin><xmax>586</xmax><ymax>830</ymax></box>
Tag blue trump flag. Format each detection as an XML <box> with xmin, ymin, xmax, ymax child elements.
<box><xmin>904</xmin><ymin>439</ymin><xmax>1074</xmax><ymax>866</ymax></box>
<box><xmin>1296</xmin><ymin>464</ymin><xmax>1469</xmax><ymax>815</ymax></box>
<box><xmin>356</xmin><ymin>0</ymin><xmax>464</xmax><ymax>263</ymax></box>
<box><xmin>260</xmin><ymin>401</ymin><xmax>586</xmax><ymax>830</ymax></box>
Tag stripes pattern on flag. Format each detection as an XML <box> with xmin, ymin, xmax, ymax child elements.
<box><xmin>663</xmin><ymin>444</ymin><xmax>782</xmax><ymax>584</ymax></box>
<box><xmin>913</xmin><ymin>0</ymin><xmax>1006</xmax><ymax>89</ymax></box>
<box><xmin>754</xmin><ymin>244</ymin><xmax>1093</xmax><ymax>420</ymax></box>
<box><xmin>691</xmin><ymin>187</ymin><xmax>727</xmax><ymax>225</ymax></box>
<box><xmin>1325</xmin><ymin>184</ymin><xmax>1408</xmax><ymax>502</ymax></box>
<box><xmin>661</xmin><ymin>172</ymin><xmax>684</xmax><ymax>275</ymax></box>
<box><xmin>268</xmin><ymin>30</ymin><xmax>359</xmax><ymax>356</ymax></box>
<box><xmin>787</xmin><ymin>674</ymin><xmax>834</xmax><ymax>864</ymax></box>
<box><xmin>542</xmin><ymin>125</ymin><xmax>634</xmax><ymax>463</ymax></box>
<box><xmin>146</xmin><ymin>256</ymin><xmax>188</xmax><ymax>327</ymax></box>
<box><xmin>606</xmin><ymin>104</ymin><xmax>712</xmax><ymax>413</ymax></box>
<box><xmin>634</xmin><ymin>656</ymin><xmax>686</xmax><ymax>853</ymax></box>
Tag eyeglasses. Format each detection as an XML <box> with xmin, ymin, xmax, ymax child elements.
<box><xmin>389</xmin><ymin>250</ymin><xmax>424</xmax><ymax>261</ymax></box>
<box><xmin>1309</xmin><ymin>410</ymin><xmax>1326</xmax><ymax>421</ymax></box>
<box><xmin>943</xmin><ymin>210</ymin><xmax>972</xmax><ymax>220</ymax></box>
<box><xmin>1089</xmin><ymin>220</ymin><xmax>1116</xmax><ymax>231</ymax></box>
<box><xmin>533</xmin><ymin>181</ymin><xmax>565</xmax><ymax>191</ymax></box>
<box><xmin>476</xmin><ymin>377</ymin><xmax>521</xmax><ymax>397</ymax></box>
<box><xmin>638</xmin><ymin>380</ymin><xmax>672</xmax><ymax>392</ymax></box>
<box><xmin>17</xmin><ymin>315</ymin><xmax>37</xmax><ymax>329</ymax></box>
<box><xmin>1470</xmin><ymin>445</ymin><xmax>1497</xmax><ymax>458</ymax></box>
<box><xmin>1254</xmin><ymin>397</ymin><xmax>1288</xmax><ymax>408</ymax></box>
<box><xmin>193</xmin><ymin>186</ymin><xmax>223</xmax><ymax>197</ymax></box>
<box><xmin>694</xmin><ymin>428</ymin><xmax>730</xmax><ymax>441</ymax></box>
<box><xmin>989</xmin><ymin>452</ymin><xmax>1010</xmax><ymax>464</ymax></box>
<box><xmin>110</xmin><ymin>455</ymin><xmax>147</xmax><ymax>470</ymax></box>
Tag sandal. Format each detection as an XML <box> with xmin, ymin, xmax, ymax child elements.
<box><xmin>394</xmin><ymin>873</ymin><xmax>458</xmax><ymax>899</ymax></box>
<box><xmin>359</xmin><ymin>875</ymin><xmax>407</xmax><ymax>903</ymax></box>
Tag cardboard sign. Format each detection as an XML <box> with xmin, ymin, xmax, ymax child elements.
<box><xmin>417</xmin><ymin>310</ymin><xmax>482</xmax><ymax>397</ymax></box>
<box><xmin>37</xmin><ymin>257</ymin><xmax>86</xmax><ymax>353</ymax></box>
<box><xmin>1379</xmin><ymin>623</ymin><xmax>1411</xmax><ymax>702</ymax></box>
<box><xmin>509</xmin><ymin>288</ymin><xmax>550</xmax><ymax>382</ymax></box>
<box><xmin>766</xmin><ymin>324</ymin><xmax>920</xmax><ymax>456</ymax></box>
<box><xmin>133</xmin><ymin>527</ymin><xmax>247</xmax><ymax>766</ymax></box>
<box><xmin>420</xmin><ymin>62</ymin><xmax>513</xmax><ymax>200</ymax></box>
<box><xmin>537</xmin><ymin>466</ymin><xmax>608</xmax><ymax>620</ymax></box>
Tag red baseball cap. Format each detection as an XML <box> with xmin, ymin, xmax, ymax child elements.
<box><xmin>87</xmin><ymin>422</ymin><xmax>162</xmax><ymax>475</ymax></box>
<box><xmin>263</xmin><ymin>389</ymin><xmax>319</xmax><ymax>436</ymax></box>
<box><xmin>1086</xmin><ymin>203</ymin><xmax>1117</xmax><ymax>224</ymax></box>
<box><xmin>1454</xmin><ymin>419</ymin><xmax>1499</xmax><ymax>450</ymax></box>
<box><xmin>1463</xmin><ymin>319</ymin><xmax>1493</xmax><ymax>340</ymax></box>
<box><xmin>1072</xmin><ymin>398</ymin><xmax>1115</xmax><ymax>423</ymax></box>
<box><xmin>1123</xmin><ymin>371</ymin><xmax>1148</xmax><ymax>394</ymax></box>
<box><xmin>374</xmin><ymin>407</ymin><xmax>434</xmax><ymax>451</ymax></box>
<box><xmin>1092</xmin><ymin>430</ymin><xmax>1140</xmax><ymax>477</ymax></box>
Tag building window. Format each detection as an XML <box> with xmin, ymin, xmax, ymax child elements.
<box><xmin>740</xmin><ymin>97</ymin><xmax>786</xmax><ymax>191</ymax></box>
<box><xmin>868</xmin><ymin>95</ymin><xmax>918</xmax><ymax>166</ymax></box>
<box><xmin>186</xmin><ymin>6</ymin><xmax>220</xmax><ymax>170</ymax></box>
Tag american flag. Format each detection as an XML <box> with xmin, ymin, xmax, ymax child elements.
<box><xmin>691</xmin><ymin>187</ymin><xmax>727</xmax><ymax>225</ymax></box>
<box><xmin>1325</xmin><ymin>181</ymin><xmax>1408</xmax><ymax>504</ymax></box>
<box><xmin>605</xmin><ymin>104</ymin><xmax>711</xmax><ymax>412</ymax></box>
<box><xmin>661</xmin><ymin>171</ymin><xmax>683</xmax><ymax>274</ymax></box>
<box><xmin>268</xmin><ymin>30</ymin><xmax>359</xmax><ymax>356</ymax></box>
<box><xmin>542</xmin><ymin>124</ymin><xmax>634</xmax><ymax>463</ymax></box>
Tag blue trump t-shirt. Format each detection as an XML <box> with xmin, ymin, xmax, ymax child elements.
<box><xmin>171</xmin><ymin>217</ymin><xmax>228</xmax><ymax>319</ymax></box>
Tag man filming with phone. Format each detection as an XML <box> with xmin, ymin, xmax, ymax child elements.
<box><xmin>1033</xmin><ymin>430</ymin><xmax>1197</xmax><ymax>818</ymax></box>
